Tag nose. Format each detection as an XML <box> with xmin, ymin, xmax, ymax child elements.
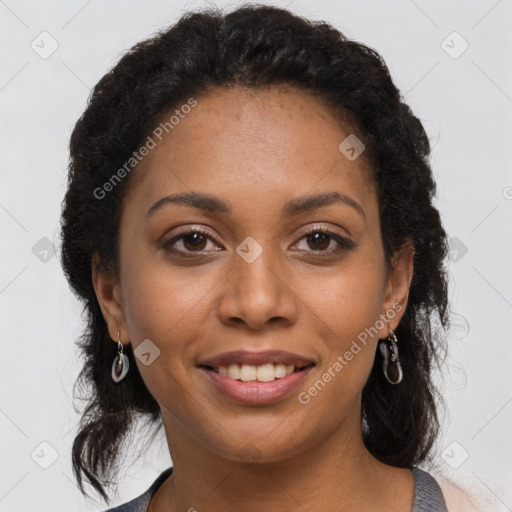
<box><xmin>217</xmin><ymin>244</ymin><xmax>298</xmax><ymax>331</ymax></box>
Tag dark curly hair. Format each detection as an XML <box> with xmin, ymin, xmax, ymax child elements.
<box><xmin>60</xmin><ymin>3</ymin><xmax>449</xmax><ymax>503</ymax></box>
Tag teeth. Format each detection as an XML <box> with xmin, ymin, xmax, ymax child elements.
<box><xmin>240</xmin><ymin>364</ymin><xmax>257</xmax><ymax>381</ymax></box>
<box><xmin>218</xmin><ymin>363</ymin><xmax>297</xmax><ymax>382</ymax></box>
<box><xmin>227</xmin><ymin>364</ymin><xmax>240</xmax><ymax>380</ymax></box>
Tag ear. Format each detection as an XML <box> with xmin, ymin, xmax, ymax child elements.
<box><xmin>91</xmin><ymin>250</ymin><xmax>130</xmax><ymax>346</ymax></box>
<box><xmin>377</xmin><ymin>239</ymin><xmax>415</xmax><ymax>338</ymax></box>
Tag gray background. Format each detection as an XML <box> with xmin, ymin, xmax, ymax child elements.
<box><xmin>1</xmin><ymin>0</ymin><xmax>511</xmax><ymax>510</ymax></box>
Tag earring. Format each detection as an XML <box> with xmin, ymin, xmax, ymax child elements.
<box><xmin>378</xmin><ymin>327</ymin><xmax>403</xmax><ymax>385</ymax></box>
<box><xmin>111</xmin><ymin>331</ymin><xmax>129</xmax><ymax>383</ymax></box>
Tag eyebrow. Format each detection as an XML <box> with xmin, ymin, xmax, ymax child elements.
<box><xmin>146</xmin><ymin>191</ymin><xmax>365</xmax><ymax>220</ymax></box>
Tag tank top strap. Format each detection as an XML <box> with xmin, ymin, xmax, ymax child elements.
<box><xmin>411</xmin><ymin>466</ymin><xmax>448</xmax><ymax>512</ymax></box>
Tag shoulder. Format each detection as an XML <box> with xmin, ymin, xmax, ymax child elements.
<box><xmin>432</xmin><ymin>474</ymin><xmax>494</xmax><ymax>512</ymax></box>
<box><xmin>103</xmin><ymin>467</ymin><xmax>173</xmax><ymax>512</ymax></box>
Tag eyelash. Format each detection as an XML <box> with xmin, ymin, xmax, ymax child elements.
<box><xmin>162</xmin><ymin>225</ymin><xmax>355</xmax><ymax>258</ymax></box>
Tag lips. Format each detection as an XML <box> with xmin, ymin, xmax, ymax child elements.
<box><xmin>199</xmin><ymin>360</ymin><xmax>315</xmax><ymax>405</ymax></box>
<box><xmin>198</xmin><ymin>349</ymin><xmax>315</xmax><ymax>369</ymax></box>
<box><xmin>197</xmin><ymin>350</ymin><xmax>315</xmax><ymax>403</ymax></box>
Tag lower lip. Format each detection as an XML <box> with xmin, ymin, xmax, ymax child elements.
<box><xmin>199</xmin><ymin>366</ymin><xmax>314</xmax><ymax>405</ymax></box>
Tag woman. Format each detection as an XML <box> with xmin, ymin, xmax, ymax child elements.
<box><xmin>60</xmin><ymin>4</ymin><xmax>485</xmax><ymax>511</ymax></box>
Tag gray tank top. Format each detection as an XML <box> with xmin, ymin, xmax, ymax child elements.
<box><xmin>105</xmin><ymin>466</ymin><xmax>447</xmax><ymax>511</ymax></box>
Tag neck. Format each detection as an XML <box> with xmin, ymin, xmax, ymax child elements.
<box><xmin>149</xmin><ymin>409</ymin><xmax>415</xmax><ymax>512</ymax></box>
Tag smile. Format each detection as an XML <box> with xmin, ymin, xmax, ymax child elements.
<box><xmin>198</xmin><ymin>362</ymin><xmax>315</xmax><ymax>405</ymax></box>
<box><xmin>206</xmin><ymin>362</ymin><xmax>309</xmax><ymax>382</ymax></box>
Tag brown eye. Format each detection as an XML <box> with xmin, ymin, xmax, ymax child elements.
<box><xmin>181</xmin><ymin>233</ymin><xmax>208</xmax><ymax>251</ymax></box>
<box><xmin>294</xmin><ymin>228</ymin><xmax>356</xmax><ymax>256</ymax></box>
<box><xmin>306</xmin><ymin>232</ymin><xmax>331</xmax><ymax>251</ymax></box>
<box><xmin>163</xmin><ymin>228</ymin><xmax>221</xmax><ymax>256</ymax></box>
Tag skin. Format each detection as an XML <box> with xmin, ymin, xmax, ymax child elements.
<box><xmin>93</xmin><ymin>85</ymin><xmax>415</xmax><ymax>512</ymax></box>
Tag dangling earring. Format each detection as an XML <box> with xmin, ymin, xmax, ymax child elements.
<box><xmin>378</xmin><ymin>327</ymin><xmax>403</xmax><ymax>385</ymax></box>
<box><xmin>111</xmin><ymin>331</ymin><xmax>129</xmax><ymax>383</ymax></box>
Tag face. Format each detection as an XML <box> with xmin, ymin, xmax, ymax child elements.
<box><xmin>94</xmin><ymin>85</ymin><xmax>412</xmax><ymax>464</ymax></box>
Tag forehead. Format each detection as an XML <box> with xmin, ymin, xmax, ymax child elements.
<box><xmin>124</xmin><ymin>85</ymin><xmax>376</xmax><ymax>221</ymax></box>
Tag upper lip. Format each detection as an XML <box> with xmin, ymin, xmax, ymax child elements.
<box><xmin>198</xmin><ymin>350</ymin><xmax>315</xmax><ymax>369</ymax></box>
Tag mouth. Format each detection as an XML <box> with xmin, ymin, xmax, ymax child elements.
<box><xmin>198</xmin><ymin>362</ymin><xmax>315</xmax><ymax>405</ymax></box>
<box><xmin>198</xmin><ymin>349</ymin><xmax>315</xmax><ymax>383</ymax></box>
<box><xmin>199</xmin><ymin>362</ymin><xmax>314</xmax><ymax>383</ymax></box>
<box><xmin>197</xmin><ymin>349</ymin><xmax>316</xmax><ymax>404</ymax></box>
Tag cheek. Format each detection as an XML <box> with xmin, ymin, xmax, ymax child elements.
<box><xmin>119</xmin><ymin>262</ymin><xmax>207</xmax><ymax>402</ymax></box>
<box><xmin>120</xmin><ymin>253</ymin><xmax>223</xmax><ymax>368</ymax></box>
<box><xmin>301</xmin><ymin>257</ymin><xmax>386</xmax><ymax>384</ymax></box>
<box><xmin>305</xmin><ymin>258</ymin><xmax>385</xmax><ymax>337</ymax></box>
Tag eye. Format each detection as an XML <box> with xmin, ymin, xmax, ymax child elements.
<box><xmin>293</xmin><ymin>227</ymin><xmax>356</xmax><ymax>256</ymax></box>
<box><xmin>163</xmin><ymin>227</ymin><xmax>222</xmax><ymax>256</ymax></box>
